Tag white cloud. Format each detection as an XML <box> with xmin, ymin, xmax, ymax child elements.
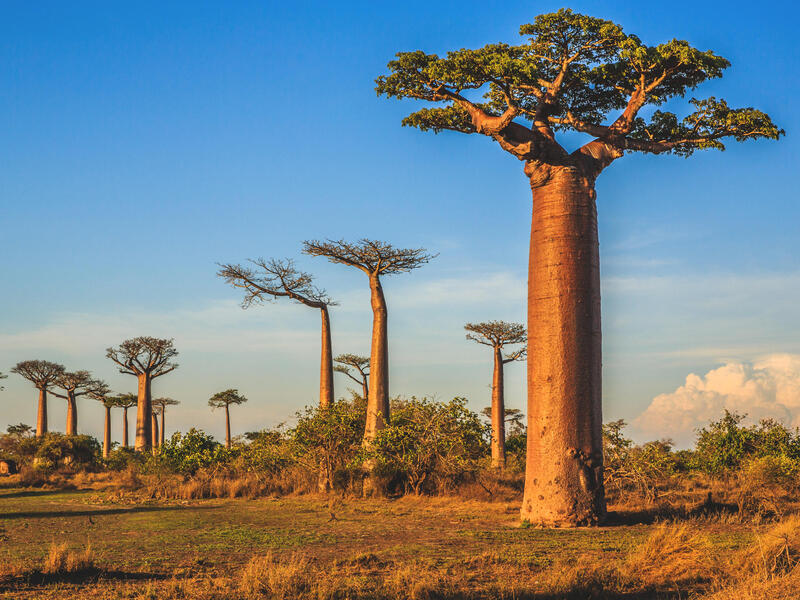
<box><xmin>633</xmin><ymin>354</ymin><xmax>800</xmax><ymax>447</ymax></box>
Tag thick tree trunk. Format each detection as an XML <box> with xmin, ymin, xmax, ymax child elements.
<box><xmin>122</xmin><ymin>407</ymin><xmax>129</xmax><ymax>448</ymax></box>
<box><xmin>103</xmin><ymin>405</ymin><xmax>111</xmax><ymax>458</ymax></box>
<box><xmin>151</xmin><ymin>412</ymin><xmax>159</xmax><ymax>450</ymax></box>
<box><xmin>225</xmin><ymin>404</ymin><xmax>231</xmax><ymax>449</ymax></box>
<box><xmin>134</xmin><ymin>374</ymin><xmax>152</xmax><ymax>452</ymax></box>
<box><xmin>65</xmin><ymin>392</ymin><xmax>77</xmax><ymax>436</ymax></box>
<box><xmin>160</xmin><ymin>408</ymin><xmax>166</xmax><ymax>446</ymax></box>
<box><xmin>491</xmin><ymin>346</ymin><xmax>506</xmax><ymax>470</ymax></box>
<box><xmin>36</xmin><ymin>388</ymin><xmax>48</xmax><ymax>437</ymax></box>
<box><xmin>521</xmin><ymin>168</ymin><xmax>605</xmax><ymax>527</ymax></box>
<box><xmin>319</xmin><ymin>306</ymin><xmax>334</xmax><ymax>408</ymax></box>
<box><xmin>364</xmin><ymin>274</ymin><xmax>389</xmax><ymax>442</ymax></box>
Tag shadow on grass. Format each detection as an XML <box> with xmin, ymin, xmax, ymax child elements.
<box><xmin>0</xmin><ymin>489</ymin><xmax>70</xmax><ymax>500</ymax></box>
<box><xmin>607</xmin><ymin>496</ymin><xmax>740</xmax><ymax>526</ymax></box>
<box><xmin>0</xmin><ymin>567</ymin><xmax>168</xmax><ymax>592</ymax></box>
<box><xmin>1</xmin><ymin>504</ymin><xmax>218</xmax><ymax>520</ymax></box>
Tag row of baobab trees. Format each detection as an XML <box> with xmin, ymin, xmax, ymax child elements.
<box><xmin>2</xmin><ymin>238</ymin><xmax>527</xmax><ymax>470</ymax></box>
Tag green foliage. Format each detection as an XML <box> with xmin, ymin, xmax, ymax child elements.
<box><xmin>10</xmin><ymin>433</ymin><xmax>102</xmax><ymax>472</ymax></box>
<box><xmin>377</xmin><ymin>9</ymin><xmax>782</xmax><ymax>157</ymax></box>
<box><xmin>154</xmin><ymin>429</ymin><xmax>235</xmax><ymax>475</ymax></box>
<box><xmin>367</xmin><ymin>397</ymin><xmax>488</xmax><ymax>494</ymax></box>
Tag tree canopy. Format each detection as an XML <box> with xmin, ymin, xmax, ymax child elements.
<box><xmin>153</xmin><ymin>397</ymin><xmax>180</xmax><ymax>411</ymax></box>
<box><xmin>333</xmin><ymin>354</ymin><xmax>370</xmax><ymax>383</ymax></box>
<box><xmin>50</xmin><ymin>371</ymin><xmax>108</xmax><ymax>400</ymax></box>
<box><xmin>11</xmin><ymin>360</ymin><xmax>65</xmax><ymax>389</ymax></box>
<box><xmin>376</xmin><ymin>9</ymin><xmax>783</xmax><ymax>173</ymax></box>
<box><xmin>218</xmin><ymin>258</ymin><xmax>335</xmax><ymax>309</ymax></box>
<box><xmin>303</xmin><ymin>239</ymin><xmax>436</xmax><ymax>277</ymax></box>
<box><xmin>113</xmin><ymin>393</ymin><xmax>138</xmax><ymax>409</ymax></box>
<box><xmin>208</xmin><ymin>389</ymin><xmax>249</xmax><ymax>409</ymax></box>
<box><xmin>106</xmin><ymin>337</ymin><xmax>179</xmax><ymax>378</ymax></box>
<box><xmin>465</xmin><ymin>321</ymin><xmax>527</xmax><ymax>361</ymax></box>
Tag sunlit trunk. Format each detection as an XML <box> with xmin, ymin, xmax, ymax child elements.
<box><xmin>491</xmin><ymin>347</ymin><xmax>506</xmax><ymax>470</ymax></box>
<box><xmin>151</xmin><ymin>411</ymin><xmax>160</xmax><ymax>451</ymax></box>
<box><xmin>364</xmin><ymin>274</ymin><xmax>389</xmax><ymax>442</ymax></box>
<box><xmin>135</xmin><ymin>374</ymin><xmax>152</xmax><ymax>452</ymax></box>
<box><xmin>225</xmin><ymin>404</ymin><xmax>231</xmax><ymax>449</ymax></box>
<box><xmin>103</xmin><ymin>405</ymin><xmax>111</xmax><ymax>458</ymax></box>
<box><xmin>36</xmin><ymin>388</ymin><xmax>48</xmax><ymax>437</ymax></box>
<box><xmin>521</xmin><ymin>168</ymin><xmax>605</xmax><ymax>526</ymax></box>
<box><xmin>65</xmin><ymin>392</ymin><xmax>77</xmax><ymax>436</ymax></box>
<box><xmin>320</xmin><ymin>306</ymin><xmax>334</xmax><ymax>408</ymax></box>
<box><xmin>122</xmin><ymin>407</ymin><xmax>129</xmax><ymax>448</ymax></box>
<box><xmin>160</xmin><ymin>407</ymin><xmax>166</xmax><ymax>446</ymax></box>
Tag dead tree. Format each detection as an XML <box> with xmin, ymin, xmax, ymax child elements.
<box><xmin>333</xmin><ymin>354</ymin><xmax>370</xmax><ymax>400</ymax></box>
<box><xmin>218</xmin><ymin>258</ymin><xmax>336</xmax><ymax>408</ymax></box>
<box><xmin>115</xmin><ymin>393</ymin><xmax>138</xmax><ymax>448</ymax></box>
<box><xmin>208</xmin><ymin>389</ymin><xmax>248</xmax><ymax>448</ymax></box>
<box><xmin>50</xmin><ymin>371</ymin><xmax>107</xmax><ymax>436</ymax></box>
<box><xmin>106</xmin><ymin>337</ymin><xmax>178</xmax><ymax>452</ymax></box>
<box><xmin>152</xmin><ymin>397</ymin><xmax>179</xmax><ymax>447</ymax></box>
<box><xmin>303</xmin><ymin>239</ymin><xmax>435</xmax><ymax>445</ymax></box>
<box><xmin>465</xmin><ymin>321</ymin><xmax>526</xmax><ymax>469</ymax></box>
<box><xmin>11</xmin><ymin>360</ymin><xmax>65</xmax><ymax>436</ymax></box>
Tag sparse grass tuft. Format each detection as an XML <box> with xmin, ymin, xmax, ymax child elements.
<box><xmin>42</xmin><ymin>540</ymin><xmax>95</xmax><ymax>574</ymax></box>
<box><xmin>239</xmin><ymin>552</ymin><xmax>311</xmax><ymax>599</ymax></box>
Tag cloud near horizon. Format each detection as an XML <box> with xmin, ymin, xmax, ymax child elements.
<box><xmin>634</xmin><ymin>354</ymin><xmax>800</xmax><ymax>447</ymax></box>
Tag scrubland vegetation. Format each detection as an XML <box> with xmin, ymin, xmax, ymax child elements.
<box><xmin>2</xmin><ymin>402</ymin><xmax>800</xmax><ymax>598</ymax></box>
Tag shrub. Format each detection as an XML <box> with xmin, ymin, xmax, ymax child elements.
<box><xmin>153</xmin><ymin>429</ymin><xmax>235</xmax><ymax>475</ymax></box>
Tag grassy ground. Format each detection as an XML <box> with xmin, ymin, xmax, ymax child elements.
<box><xmin>0</xmin><ymin>485</ymin><xmax>795</xmax><ymax>599</ymax></box>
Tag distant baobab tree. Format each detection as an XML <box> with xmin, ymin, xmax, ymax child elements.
<box><xmin>208</xmin><ymin>389</ymin><xmax>248</xmax><ymax>449</ymax></box>
<box><xmin>91</xmin><ymin>390</ymin><xmax>118</xmax><ymax>459</ymax></box>
<box><xmin>465</xmin><ymin>321</ymin><xmax>526</xmax><ymax>469</ymax></box>
<box><xmin>50</xmin><ymin>371</ymin><xmax>108</xmax><ymax>436</ymax></box>
<box><xmin>115</xmin><ymin>393</ymin><xmax>137</xmax><ymax>449</ymax></box>
<box><xmin>151</xmin><ymin>407</ymin><xmax>161</xmax><ymax>450</ymax></box>
<box><xmin>333</xmin><ymin>354</ymin><xmax>370</xmax><ymax>400</ymax></box>
<box><xmin>218</xmin><ymin>258</ymin><xmax>336</xmax><ymax>408</ymax></box>
<box><xmin>106</xmin><ymin>337</ymin><xmax>179</xmax><ymax>452</ymax></box>
<box><xmin>152</xmin><ymin>397</ymin><xmax>179</xmax><ymax>447</ymax></box>
<box><xmin>11</xmin><ymin>360</ymin><xmax>65</xmax><ymax>437</ymax></box>
<box><xmin>303</xmin><ymin>239</ymin><xmax>435</xmax><ymax>445</ymax></box>
<box><xmin>376</xmin><ymin>10</ymin><xmax>782</xmax><ymax>525</ymax></box>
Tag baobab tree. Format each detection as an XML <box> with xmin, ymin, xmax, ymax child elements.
<box><xmin>333</xmin><ymin>354</ymin><xmax>370</xmax><ymax>400</ymax></box>
<box><xmin>50</xmin><ymin>371</ymin><xmax>108</xmax><ymax>436</ymax></box>
<box><xmin>115</xmin><ymin>393</ymin><xmax>137</xmax><ymax>448</ymax></box>
<box><xmin>208</xmin><ymin>389</ymin><xmax>248</xmax><ymax>449</ymax></box>
<box><xmin>106</xmin><ymin>337</ymin><xmax>179</xmax><ymax>451</ymax></box>
<box><xmin>218</xmin><ymin>258</ymin><xmax>336</xmax><ymax>408</ymax></box>
<box><xmin>376</xmin><ymin>10</ymin><xmax>782</xmax><ymax>525</ymax></box>
<box><xmin>465</xmin><ymin>321</ymin><xmax>526</xmax><ymax>470</ymax></box>
<box><xmin>11</xmin><ymin>360</ymin><xmax>65</xmax><ymax>437</ymax></box>
<box><xmin>151</xmin><ymin>407</ymin><xmax>161</xmax><ymax>450</ymax></box>
<box><xmin>152</xmin><ymin>397</ymin><xmax>179</xmax><ymax>447</ymax></box>
<box><xmin>303</xmin><ymin>239</ymin><xmax>435</xmax><ymax>443</ymax></box>
<box><xmin>91</xmin><ymin>391</ymin><xmax>118</xmax><ymax>459</ymax></box>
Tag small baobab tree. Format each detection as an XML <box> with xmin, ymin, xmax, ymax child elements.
<box><xmin>50</xmin><ymin>371</ymin><xmax>108</xmax><ymax>436</ymax></box>
<box><xmin>152</xmin><ymin>397</ymin><xmax>179</xmax><ymax>447</ymax></box>
<box><xmin>376</xmin><ymin>9</ymin><xmax>782</xmax><ymax>525</ymax></box>
<box><xmin>208</xmin><ymin>389</ymin><xmax>248</xmax><ymax>448</ymax></box>
<box><xmin>106</xmin><ymin>337</ymin><xmax>179</xmax><ymax>452</ymax></box>
<box><xmin>465</xmin><ymin>321</ymin><xmax>526</xmax><ymax>469</ymax></box>
<box><xmin>333</xmin><ymin>354</ymin><xmax>370</xmax><ymax>400</ymax></box>
<box><xmin>90</xmin><ymin>390</ymin><xmax>118</xmax><ymax>459</ymax></box>
<box><xmin>218</xmin><ymin>258</ymin><xmax>336</xmax><ymax>408</ymax></box>
<box><xmin>115</xmin><ymin>393</ymin><xmax>137</xmax><ymax>448</ymax></box>
<box><xmin>11</xmin><ymin>360</ymin><xmax>65</xmax><ymax>437</ymax></box>
<box><xmin>303</xmin><ymin>239</ymin><xmax>435</xmax><ymax>444</ymax></box>
<box><xmin>151</xmin><ymin>407</ymin><xmax>161</xmax><ymax>450</ymax></box>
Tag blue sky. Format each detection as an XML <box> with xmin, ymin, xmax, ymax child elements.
<box><xmin>1</xmin><ymin>1</ymin><xmax>798</xmax><ymax>446</ymax></box>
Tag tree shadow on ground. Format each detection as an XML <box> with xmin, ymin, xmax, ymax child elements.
<box><xmin>606</xmin><ymin>494</ymin><xmax>740</xmax><ymax>526</ymax></box>
<box><xmin>0</xmin><ymin>568</ymin><xmax>168</xmax><ymax>592</ymax></box>
<box><xmin>1</xmin><ymin>504</ymin><xmax>218</xmax><ymax>520</ymax></box>
<box><xmin>0</xmin><ymin>489</ymin><xmax>69</xmax><ymax>499</ymax></box>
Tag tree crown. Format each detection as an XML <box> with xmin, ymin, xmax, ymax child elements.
<box><xmin>106</xmin><ymin>337</ymin><xmax>179</xmax><ymax>378</ymax></box>
<box><xmin>218</xmin><ymin>258</ymin><xmax>334</xmax><ymax>309</ymax></box>
<box><xmin>303</xmin><ymin>239</ymin><xmax>436</xmax><ymax>277</ymax></box>
<box><xmin>113</xmin><ymin>393</ymin><xmax>138</xmax><ymax>409</ymax></box>
<box><xmin>51</xmin><ymin>370</ymin><xmax>108</xmax><ymax>399</ymax></box>
<box><xmin>376</xmin><ymin>9</ymin><xmax>782</xmax><ymax>173</ymax></box>
<box><xmin>333</xmin><ymin>353</ymin><xmax>370</xmax><ymax>384</ymax></box>
<box><xmin>208</xmin><ymin>389</ymin><xmax>248</xmax><ymax>409</ymax></box>
<box><xmin>153</xmin><ymin>397</ymin><xmax>180</xmax><ymax>409</ymax></box>
<box><xmin>11</xmin><ymin>360</ymin><xmax>65</xmax><ymax>389</ymax></box>
<box><xmin>465</xmin><ymin>321</ymin><xmax>526</xmax><ymax>348</ymax></box>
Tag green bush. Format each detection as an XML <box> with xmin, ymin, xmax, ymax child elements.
<box><xmin>153</xmin><ymin>429</ymin><xmax>235</xmax><ymax>475</ymax></box>
<box><xmin>15</xmin><ymin>433</ymin><xmax>102</xmax><ymax>472</ymax></box>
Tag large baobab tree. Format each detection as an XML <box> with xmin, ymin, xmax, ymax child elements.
<box><xmin>208</xmin><ymin>389</ymin><xmax>248</xmax><ymax>449</ymax></box>
<box><xmin>106</xmin><ymin>337</ymin><xmax>179</xmax><ymax>452</ymax></box>
<box><xmin>152</xmin><ymin>397</ymin><xmax>179</xmax><ymax>447</ymax></box>
<box><xmin>333</xmin><ymin>354</ymin><xmax>370</xmax><ymax>400</ymax></box>
<box><xmin>218</xmin><ymin>259</ymin><xmax>336</xmax><ymax>408</ymax></box>
<box><xmin>11</xmin><ymin>360</ymin><xmax>65</xmax><ymax>437</ymax></box>
<box><xmin>303</xmin><ymin>239</ymin><xmax>434</xmax><ymax>443</ymax></box>
<box><xmin>115</xmin><ymin>393</ymin><xmax>137</xmax><ymax>449</ymax></box>
<box><xmin>376</xmin><ymin>10</ymin><xmax>782</xmax><ymax>525</ymax></box>
<box><xmin>465</xmin><ymin>321</ymin><xmax>526</xmax><ymax>470</ymax></box>
<box><xmin>50</xmin><ymin>371</ymin><xmax>108</xmax><ymax>436</ymax></box>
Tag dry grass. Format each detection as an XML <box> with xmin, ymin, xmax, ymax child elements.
<box><xmin>42</xmin><ymin>540</ymin><xmax>95</xmax><ymax>574</ymax></box>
